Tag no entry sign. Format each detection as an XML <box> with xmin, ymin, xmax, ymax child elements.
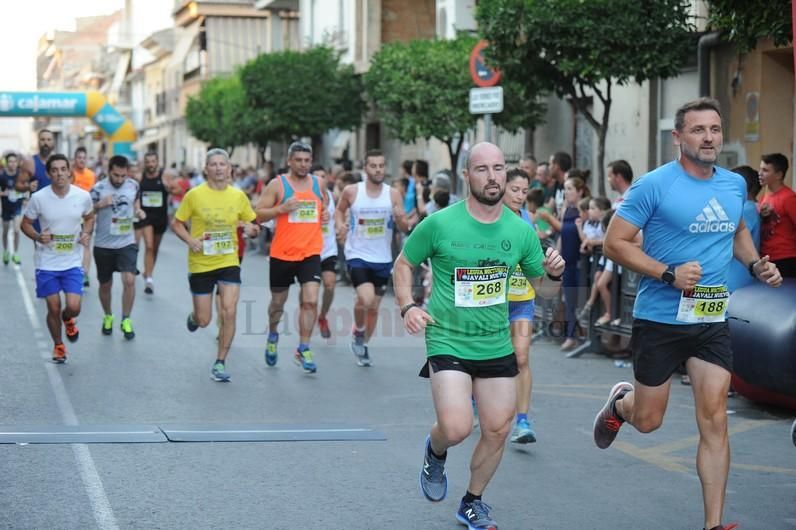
<box><xmin>469</xmin><ymin>40</ymin><xmax>502</xmax><ymax>87</ymax></box>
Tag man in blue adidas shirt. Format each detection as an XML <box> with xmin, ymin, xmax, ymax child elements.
<box><xmin>592</xmin><ymin>98</ymin><xmax>782</xmax><ymax>530</ymax></box>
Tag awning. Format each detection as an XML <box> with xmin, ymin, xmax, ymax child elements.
<box><xmin>330</xmin><ymin>130</ymin><xmax>352</xmax><ymax>160</ymax></box>
<box><xmin>132</xmin><ymin>128</ymin><xmax>169</xmax><ymax>151</ymax></box>
<box><xmin>109</xmin><ymin>51</ymin><xmax>131</xmax><ymax>99</ymax></box>
<box><xmin>168</xmin><ymin>21</ymin><xmax>201</xmax><ymax>69</ymax></box>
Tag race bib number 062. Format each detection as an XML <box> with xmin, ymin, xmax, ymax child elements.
<box><xmin>454</xmin><ymin>266</ymin><xmax>508</xmax><ymax>307</ymax></box>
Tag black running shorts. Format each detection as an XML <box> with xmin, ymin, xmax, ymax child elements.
<box><xmin>269</xmin><ymin>255</ymin><xmax>321</xmax><ymax>291</ymax></box>
<box><xmin>94</xmin><ymin>245</ymin><xmax>139</xmax><ymax>284</ymax></box>
<box><xmin>419</xmin><ymin>353</ymin><xmax>519</xmax><ymax>379</ymax></box>
<box><xmin>188</xmin><ymin>266</ymin><xmax>241</xmax><ymax>295</ymax></box>
<box><xmin>630</xmin><ymin>319</ymin><xmax>733</xmax><ymax>387</ymax></box>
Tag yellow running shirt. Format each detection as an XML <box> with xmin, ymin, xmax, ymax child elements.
<box><xmin>175</xmin><ymin>183</ymin><xmax>255</xmax><ymax>273</ymax></box>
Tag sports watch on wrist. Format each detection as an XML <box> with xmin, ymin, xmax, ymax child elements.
<box><xmin>661</xmin><ymin>265</ymin><xmax>676</xmax><ymax>285</ymax></box>
<box><xmin>400</xmin><ymin>303</ymin><xmax>419</xmax><ymax>318</ymax></box>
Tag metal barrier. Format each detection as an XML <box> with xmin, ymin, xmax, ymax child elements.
<box><xmin>566</xmin><ymin>247</ymin><xmax>638</xmax><ymax>358</ymax></box>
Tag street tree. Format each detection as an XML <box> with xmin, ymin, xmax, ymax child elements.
<box><xmin>708</xmin><ymin>0</ymin><xmax>792</xmax><ymax>53</ymax></box>
<box><xmin>477</xmin><ymin>0</ymin><xmax>695</xmax><ymax>195</ymax></box>
<box><xmin>239</xmin><ymin>46</ymin><xmax>365</xmax><ymax>146</ymax></box>
<box><xmin>364</xmin><ymin>35</ymin><xmax>545</xmax><ymax>179</ymax></box>
<box><xmin>185</xmin><ymin>75</ymin><xmax>250</xmax><ymax>156</ymax></box>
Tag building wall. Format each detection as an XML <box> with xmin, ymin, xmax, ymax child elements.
<box><xmin>715</xmin><ymin>39</ymin><xmax>794</xmax><ymax>186</ymax></box>
<box><xmin>382</xmin><ymin>0</ymin><xmax>435</xmax><ymax>43</ymax></box>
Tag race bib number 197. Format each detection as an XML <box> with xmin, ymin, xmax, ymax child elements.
<box><xmin>202</xmin><ymin>231</ymin><xmax>235</xmax><ymax>255</ymax></box>
<box><xmin>676</xmin><ymin>284</ymin><xmax>729</xmax><ymax>323</ymax></box>
<box><xmin>454</xmin><ymin>266</ymin><xmax>508</xmax><ymax>307</ymax></box>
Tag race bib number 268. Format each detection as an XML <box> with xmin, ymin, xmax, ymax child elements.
<box><xmin>453</xmin><ymin>266</ymin><xmax>508</xmax><ymax>307</ymax></box>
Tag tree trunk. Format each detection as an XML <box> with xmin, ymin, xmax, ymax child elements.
<box><xmin>443</xmin><ymin>133</ymin><xmax>466</xmax><ymax>195</ymax></box>
<box><xmin>596</xmin><ymin>95</ymin><xmax>611</xmax><ymax>197</ymax></box>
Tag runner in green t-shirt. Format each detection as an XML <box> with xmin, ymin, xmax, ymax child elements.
<box><xmin>393</xmin><ymin>142</ymin><xmax>565</xmax><ymax>530</ymax></box>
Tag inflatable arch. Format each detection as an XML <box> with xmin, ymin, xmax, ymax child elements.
<box><xmin>0</xmin><ymin>91</ymin><xmax>136</xmax><ymax>158</ymax></box>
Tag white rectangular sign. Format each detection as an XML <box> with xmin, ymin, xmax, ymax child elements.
<box><xmin>469</xmin><ymin>86</ymin><xmax>503</xmax><ymax>114</ymax></box>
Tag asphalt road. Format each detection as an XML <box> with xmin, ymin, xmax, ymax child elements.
<box><xmin>1</xmin><ymin>232</ymin><xmax>794</xmax><ymax>529</ymax></box>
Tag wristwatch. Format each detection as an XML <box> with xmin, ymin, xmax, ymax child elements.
<box><xmin>748</xmin><ymin>260</ymin><xmax>758</xmax><ymax>278</ymax></box>
<box><xmin>400</xmin><ymin>303</ymin><xmax>419</xmax><ymax>318</ymax></box>
<box><xmin>661</xmin><ymin>265</ymin><xmax>676</xmax><ymax>285</ymax></box>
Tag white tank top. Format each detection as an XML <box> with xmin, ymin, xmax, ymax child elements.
<box><xmin>344</xmin><ymin>181</ymin><xmax>394</xmax><ymax>263</ymax></box>
<box><xmin>321</xmin><ymin>189</ymin><xmax>337</xmax><ymax>260</ymax></box>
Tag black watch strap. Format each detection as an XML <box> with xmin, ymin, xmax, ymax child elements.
<box><xmin>400</xmin><ymin>303</ymin><xmax>419</xmax><ymax>318</ymax></box>
<box><xmin>546</xmin><ymin>272</ymin><xmax>563</xmax><ymax>281</ymax></box>
<box><xmin>748</xmin><ymin>260</ymin><xmax>758</xmax><ymax>278</ymax></box>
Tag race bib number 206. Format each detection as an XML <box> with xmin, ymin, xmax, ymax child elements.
<box><xmin>454</xmin><ymin>266</ymin><xmax>508</xmax><ymax>307</ymax></box>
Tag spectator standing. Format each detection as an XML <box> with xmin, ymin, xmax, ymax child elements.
<box><xmin>758</xmin><ymin>153</ymin><xmax>796</xmax><ymax>277</ymax></box>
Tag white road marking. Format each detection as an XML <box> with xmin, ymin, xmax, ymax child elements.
<box><xmin>15</xmin><ymin>267</ymin><xmax>119</xmax><ymax>530</ymax></box>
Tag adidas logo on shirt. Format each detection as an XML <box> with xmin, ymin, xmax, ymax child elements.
<box><xmin>688</xmin><ymin>198</ymin><xmax>736</xmax><ymax>233</ymax></box>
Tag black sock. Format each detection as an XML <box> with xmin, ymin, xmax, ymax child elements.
<box><xmin>611</xmin><ymin>392</ymin><xmax>628</xmax><ymax>422</ymax></box>
<box><xmin>462</xmin><ymin>491</ymin><xmax>481</xmax><ymax>504</ymax></box>
<box><xmin>215</xmin><ymin>359</ymin><xmax>225</xmax><ymax>366</ymax></box>
<box><xmin>427</xmin><ymin>441</ymin><xmax>446</xmax><ymax>461</ymax></box>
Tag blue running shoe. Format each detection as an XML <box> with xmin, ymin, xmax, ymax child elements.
<box><xmin>791</xmin><ymin>418</ymin><xmax>796</xmax><ymax>448</ymax></box>
<box><xmin>456</xmin><ymin>499</ymin><xmax>498</xmax><ymax>530</ymax></box>
<box><xmin>294</xmin><ymin>348</ymin><xmax>316</xmax><ymax>373</ymax></box>
<box><xmin>265</xmin><ymin>336</ymin><xmax>278</xmax><ymax>366</ymax></box>
<box><xmin>356</xmin><ymin>345</ymin><xmax>372</xmax><ymax>367</ymax></box>
<box><xmin>510</xmin><ymin>418</ymin><xmax>536</xmax><ymax>444</ymax></box>
<box><xmin>210</xmin><ymin>362</ymin><xmax>230</xmax><ymax>382</ymax></box>
<box><xmin>186</xmin><ymin>312</ymin><xmax>198</xmax><ymax>332</ymax></box>
<box><xmin>419</xmin><ymin>436</ymin><xmax>447</xmax><ymax>502</ymax></box>
<box><xmin>350</xmin><ymin>328</ymin><xmax>367</xmax><ymax>359</ymax></box>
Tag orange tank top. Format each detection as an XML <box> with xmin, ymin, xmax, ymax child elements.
<box><xmin>270</xmin><ymin>174</ymin><xmax>324</xmax><ymax>261</ymax></box>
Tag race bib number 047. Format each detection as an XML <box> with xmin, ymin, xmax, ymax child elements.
<box><xmin>454</xmin><ymin>266</ymin><xmax>508</xmax><ymax>307</ymax></box>
<box><xmin>676</xmin><ymin>284</ymin><xmax>729</xmax><ymax>323</ymax></box>
<box><xmin>288</xmin><ymin>201</ymin><xmax>318</xmax><ymax>223</ymax></box>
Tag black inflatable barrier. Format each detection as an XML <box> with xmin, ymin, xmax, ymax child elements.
<box><xmin>727</xmin><ymin>279</ymin><xmax>796</xmax><ymax>409</ymax></box>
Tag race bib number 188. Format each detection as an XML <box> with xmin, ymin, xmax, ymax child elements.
<box><xmin>454</xmin><ymin>266</ymin><xmax>508</xmax><ymax>307</ymax></box>
<box><xmin>676</xmin><ymin>284</ymin><xmax>729</xmax><ymax>323</ymax></box>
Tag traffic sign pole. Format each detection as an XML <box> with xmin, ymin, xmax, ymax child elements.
<box><xmin>484</xmin><ymin>114</ymin><xmax>492</xmax><ymax>143</ymax></box>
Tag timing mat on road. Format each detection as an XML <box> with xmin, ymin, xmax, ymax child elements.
<box><xmin>0</xmin><ymin>424</ymin><xmax>386</xmax><ymax>444</ymax></box>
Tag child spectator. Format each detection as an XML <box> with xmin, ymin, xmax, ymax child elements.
<box><xmin>577</xmin><ymin>197</ymin><xmax>612</xmax><ymax>325</ymax></box>
<box><xmin>526</xmin><ymin>188</ymin><xmax>552</xmax><ymax>240</ymax></box>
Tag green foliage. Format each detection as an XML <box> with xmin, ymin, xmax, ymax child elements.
<box><xmin>364</xmin><ymin>35</ymin><xmax>545</xmax><ymax>167</ymax></box>
<box><xmin>477</xmin><ymin>0</ymin><xmax>695</xmax><ymax>96</ymax></box>
<box><xmin>185</xmin><ymin>76</ymin><xmax>250</xmax><ymax>153</ymax></box>
<box><xmin>239</xmin><ymin>46</ymin><xmax>365</xmax><ymax>143</ymax></box>
<box><xmin>477</xmin><ymin>0</ymin><xmax>694</xmax><ymax>193</ymax></box>
<box><xmin>708</xmin><ymin>0</ymin><xmax>792</xmax><ymax>53</ymax></box>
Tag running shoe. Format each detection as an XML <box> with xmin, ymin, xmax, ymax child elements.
<box><xmin>2</xmin><ymin>251</ymin><xmax>8</xmax><ymax>265</ymax></box>
<box><xmin>186</xmin><ymin>312</ymin><xmax>198</xmax><ymax>332</ymax></box>
<box><xmin>11</xmin><ymin>254</ymin><xmax>20</xmax><ymax>265</ymax></box>
<box><xmin>356</xmin><ymin>345</ymin><xmax>372</xmax><ymax>367</ymax></box>
<box><xmin>52</xmin><ymin>344</ymin><xmax>67</xmax><ymax>364</ymax></box>
<box><xmin>265</xmin><ymin>336</ymin><xmax>278</xmax><ymax>366</ymax></box>
<box><xmin>83</xmin><ymin>274</ymin><xmax>90</xmax><ymax>288</ymax></box>
<box><xmin>210</xmin><ymin>362</ymin><xmax>230</xmax><ymax>382</ymax></box>
<box><xmin>318</xmin><ymin>316</ymin><xmax>331</xmax><ymax>339</ymax></box>
<box><xmin>419</xmin><ymin>436</ymin><xmax>447</xmax><ymax>502</ymax></box>
<box><xmin>593</xmin><ymin>381</ymin><xmax>633</xmax><ymax>449</ymax></box>
<box><xmin>63</xmin><ymin>316</ymin><xmax>80</xmax><ymax>343</ymax></box>
<box><xmin>294</xmin><ymin>348</ymin><xmax>317</xmax><ymax>373</ymax></box>
<box><xmin>456</xmin><ymin>499</ymin><xmax>498</xmax><ymax>530</ymax></box>
<box><xmin>791</xmin><ymin>418</ymin><xmax>796</xmax><ymax>448</ymax></box>
<box><xmin>102</xmin><ymin>314</ymin><xmax>114</xmax><ymax>336</ymax></box>
<box><xmin>351</xmin><ymin>328</ymin><xmax>367</xmax><ymax>359</ymax></box>
<box><xmin>120</xmin><ymin>318</ymin><xmax>135</xmax><ymax>340</ymax></box>
<box><xmin>510</xmin><ymin>418</ymin><xmax>537</xmax><ymax>444</ymax></box>
<box><xmin>706</xmin><ymin>524</ymin><xmax>739</xmax><ymax>530</ymax></box>
<box><xmin>144</xmin><ymin>277</ymin><xmax>153</xmax><ymax>295</ymax></box>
